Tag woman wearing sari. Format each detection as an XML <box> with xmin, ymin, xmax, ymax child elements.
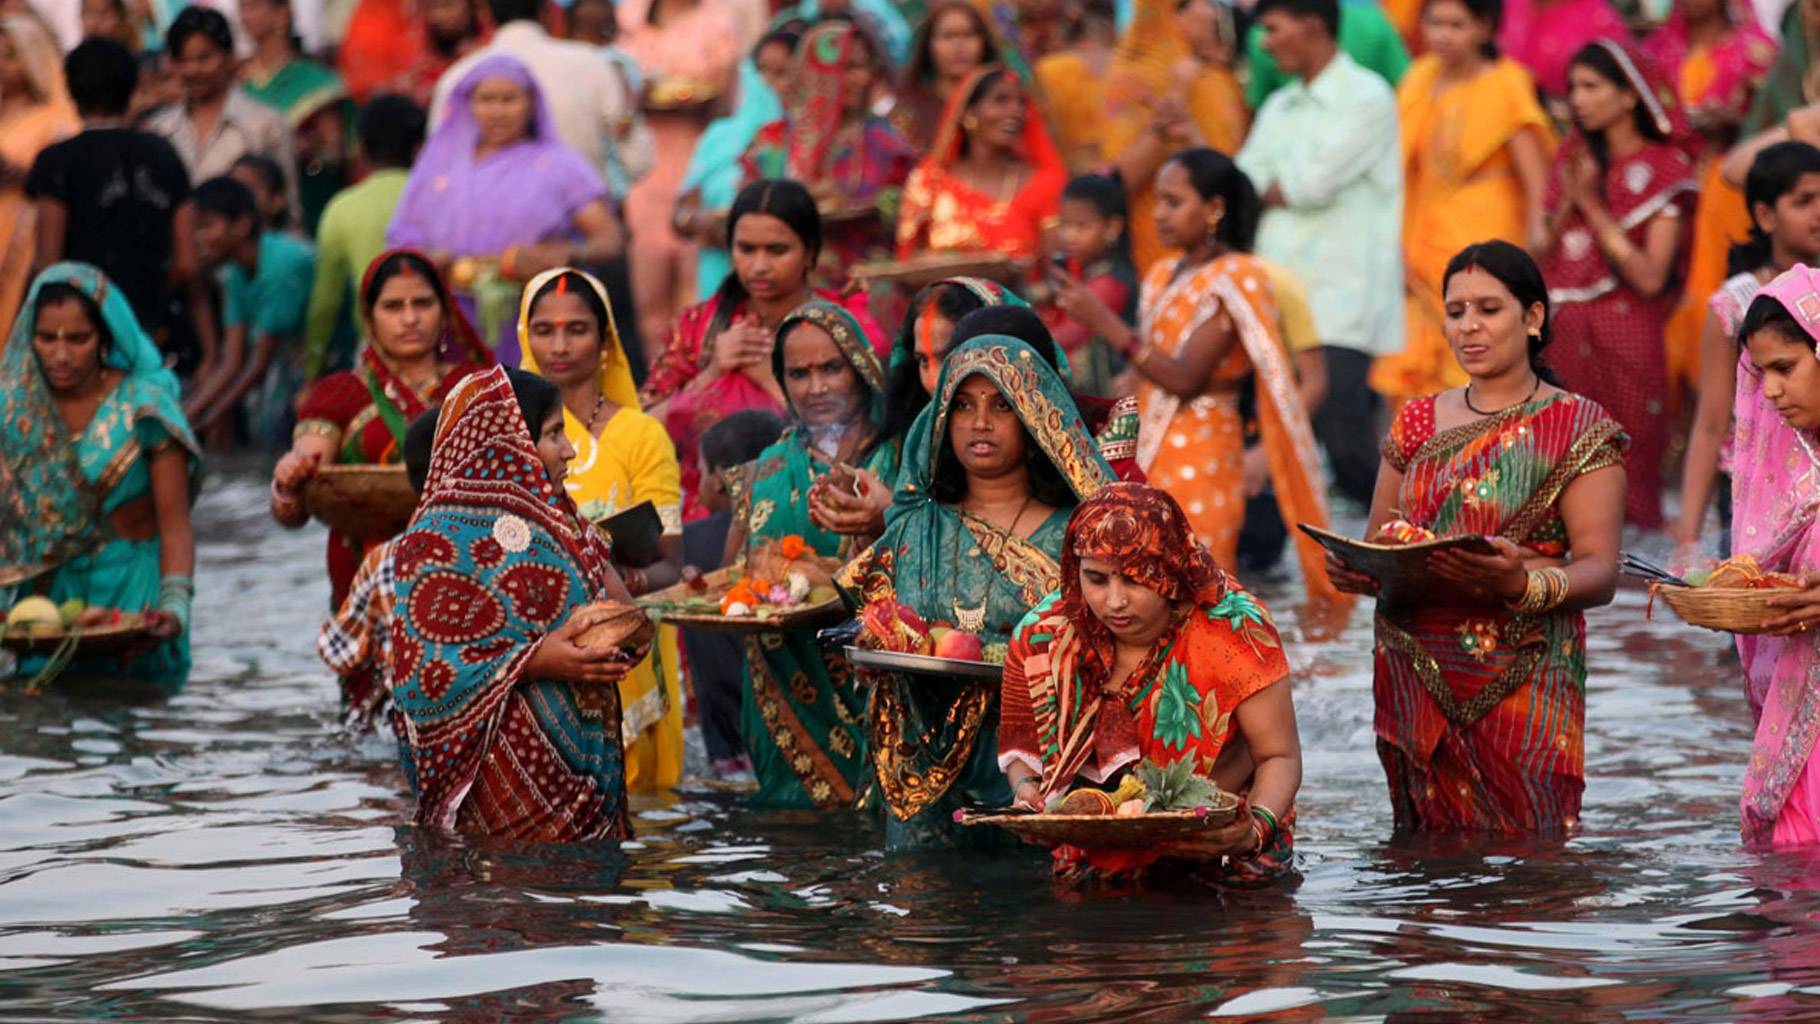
<box><xmin>642</xmin><ymin>179</ymin><xmax>878</xmax><ymax>520</ymax></box>
<box><xmin>391</xmin><ymin>364</ymin><xmax>639</xmax><ymax>840</ymax></box>
<box><xmin>271</xmin><ymin>249</ymin><xmax>493</xmax><ymax>610</ymax></box>
<box><xmin>890</xmin><ymin>0</ymin><xmax>1000</xmax><ymax>152</ymax></box>
<box><xmin>385</xmin><ymin>54</ymin><xmax>624</xmax><ymax>365</ymax></box>
<box><xmin>1371</xmin><ymin>0</ymin><xmax>1553</xmax><ymax>407</ymax></box>
<box><xmin>0</xmin><ymin>15</ymin><xmax>77</xmax><ymax>331</ymax></box>
<box><xmin>1498</xmin><ymin>0</ymin><xmax>1628</xmax><ymax>100</ymax></box>
<box><xmin>239</xmin><ymin>0</ymin><xmax>352</xmax><ymax>232</ymax></box>
<box><xmin>1</xmin><ymin>263</ymin><xmax>202</xmax><ymax>695</ymax></box>
<box><xmin>1000</xmin><ymin>483</ymin><xmax>1300</xmax><ymax>884</ymax></box>
<box><xmin>842</xmin><ymin>334</ymin><xmax>1115</xmax><ymax>850</ymax></box>
<box><xmin>1539</xmin><ymin>40</ymin><xmax>1696</xmax><ymax>530</ymax></box>
<box><xmin>1327</xmin><ymin>241</ymin><xmax>1627</xmax><ymax>833</ymax></box>
<box><xmin>739</xmin><ymin>22</ymin><xmax>919</xmax><ymax>274</ymax></box>
<box><xmin>896</xmin><ymin>65</ymin><xmax>1068</xmax><ymax>264</ymax></box>
<box><xmin>675</xmin><ymin>30</ymin><xmax>793</xmax><ymax>302</ymax></box>
<box><xmin>1053</xmin><ymin>149</ymin><xmax>1341</xmax><ymax>605</ymax></box>
<box><xmin>1651</xmin><ymin>0</ymin><xmax>1779</xmax><ymax>401</ymax></box>
<box><xmin>518</xmin><ymin>267</ymin><xmax>688</xmax><ymax>793</ymax></box>
<box><xmin>724</xmin><ymin>301</ymin><xmax>894</xmax><ymax>808</ymax></box>
<box><xmin>1728</xmin><ymin>263</ymin><xmax>1820</xmax><ymax>846</ymax></box>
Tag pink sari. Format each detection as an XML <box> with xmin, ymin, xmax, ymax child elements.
<box><xmin>1731</xmin><ymin>266</ymin><xmax>1820</xmax><ymax>848</ymax></box>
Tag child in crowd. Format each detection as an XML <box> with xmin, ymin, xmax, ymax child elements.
<box><xmin>319</xmin><ymin>406</ymin><xmax>439</xmax><ymax>749</ymax></box>
<box><xmin>230</xmin><ymin>154</ymin><xmax>294</xmax><ymax>233</ymax></box>
<box><xmin>1037</xmin><ymin>173</ymin><xmax>1136</xmax><ymax>397</ymax></box>
<box><xmin>184</xmin><ymin>176</ymin><xmax>317</xmax><ymax>449</ymax></box>
<box><xmin>683</xmin><ymin>408</ymin><xmax>787</xmax><ymax>780</ymax></box>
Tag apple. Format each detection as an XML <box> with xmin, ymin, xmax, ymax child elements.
<box><xmin>933</xmin><ymin>629</ymin><xmax>983</xmax><ymax>662</ymax></box>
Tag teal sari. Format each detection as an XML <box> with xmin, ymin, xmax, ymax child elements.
<box><xmin>843</xmin><ymin>335</ymin><xmax>1114</xmax><ymax>849</ymax></box>
<box><xmin>1</xmin><ymin>263</ymin><xmax>203</xmax><ymax>694</ymax></box>
<box><xmin>737</xmin><ymin>302</ymin><xmax>896</xmax><ymax>808</ymax></box>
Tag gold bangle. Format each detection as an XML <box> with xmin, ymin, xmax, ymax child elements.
<box><xmin>1510</xmin><ymin>566</ymin><xmax>1569</xmax><ymax>615</ymax></box>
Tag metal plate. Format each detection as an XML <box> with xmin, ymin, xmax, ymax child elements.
<box><xmin>843</xmin><ymin>646</ymin><xmax>1002</xmax><ymax>681</ymax></box>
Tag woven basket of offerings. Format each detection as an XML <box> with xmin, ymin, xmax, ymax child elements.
<box><xmin>1656</xmin><ymin>556</ymin><xmax>1803</xmax><ymax>635</ymax></box>
<box><xmin>637</xmin><ymin>536</ymin><xmax>846</xmax><ymax>635</ymax></box>
<box><xmin>1</xmin><ymin>599</ymin><xmax>151</xmax><ymax>655</ymax></box>
<box><xmin>958</xmin><ymin>759</ymin><xmax>1242</xmax><ymax>849</ymax></box>
<box><xmin>304</xmin><ymin>464</ymin><xmax>417</xmax><ymax>539</ymax></box>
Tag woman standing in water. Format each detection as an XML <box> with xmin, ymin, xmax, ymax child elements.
<box><xmin>390</xmin><ymin>366</ymin><xmax>638</xmax><ymax>840</ymax></box>
<box><xmin>727</xmin><ymin>301</ymin><xmax>894</xmax><ymax>808</ymax></box>
<box><xmin>1</xmin><ymin>263</ymin><xmax>201</xmax><ymax>695</ymax></box>
<box><xmin>518</xmin><ymin>267</ymin><xmax>687</xmax><ymax>793</ymax></box>
<box><xmin>843</xmin><ymin>334</ymin><xmax>1113</xmax><ymax>850</ymax></box>
<box><xmin>1326</xmin><ymin>241</ymin><xmax>1626</xmax><ymax>834</ymax></box>
<box><xmin>1723</xmin><ymin>264</ymin><xmax>1820</xmax><ymax>846</ymax></box>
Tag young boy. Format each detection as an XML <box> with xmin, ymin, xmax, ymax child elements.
<box><xmin>684</xmin><ymin>409</ymin><xmax>785</xmax><ymax>779</ymax></box>
<box><xmin>185</xmin><ymin>175</ymin><xmax>316</xmax><ymax>449</ymax></box>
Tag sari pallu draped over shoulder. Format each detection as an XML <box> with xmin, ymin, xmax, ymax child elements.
<box><xmin>1</xmin><ymin>262</ymin><xmax>201</xmax><ymax>589</ymax></box>
<box><xmin>737</xmin><ymin>301</ymin><xmax>894</xmax><ymax>808</ymax></box>
<box><xmin>1135</xmin><ymin>253</ymin><xmax>1347</xmax><ymax>609</ymax></box>
<box><xmin>841</xmin><ymin>336</ymin><xmax>1114</xmax><ymax>845</ymax></box>
<box><xmin>390</xmin><ymin>366</ymin><xmax>629</xmax><ymax>841</ymax></box>
<box><xmin>999</xmin><ymin>484</ymin><xmax>1294</xmax><ymax>880</ymax></box>
<box><xmin>1375</xmin><ymin>391</ymin><xmax>1626</xmax><ymax>833</ymax></box>
<box><xmin>1730</xmin><ymin>266</ymin><xmax>1820</xmax><ymax>848</ymax></box>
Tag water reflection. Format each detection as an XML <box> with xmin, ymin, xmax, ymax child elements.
<box><xmin>0</xmin><ymin>463</ymin><xmax>1818</xmax><ymax>1021</ymax></box>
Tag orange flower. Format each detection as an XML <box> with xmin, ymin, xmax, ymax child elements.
<box><xmin>779</xmin><ymin>535</ymin><xmax>807</xmax><ymax>561</ymax></box>
<box><xmin>720</xmin><ymin>581</ymin><xmax>760</xmax><ymax>613</ymax></box>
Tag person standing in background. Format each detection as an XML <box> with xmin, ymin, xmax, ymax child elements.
<box><xmin>29</xmin><ymin>38</ymin><xmax>203</xmax><ymax>375</ymax></box>
<box><xmin>302</xmin><ymin>92</ymin><xmax>425</xmax><ymax>381</ymax></box>
<box><xmin>1237</xmin><ymin>0</ymin><xmax>1402</xmax><ymax>509</ymax></box>
<box><xmin>1244</xmin><ymin>0</ymin><xmax>1410</xmax><ymax>109</ymax></box>
<box><xmin>238</xmin><ymin>0</ymin><xmax>349</xmax><ymax>232</ymax></box>
<box><xmin>142</xmin><ymin>8</ymin><xmax>297</xmax><ymax>218</ymax></box>
<box><xmin>0</xmin><ymin>14</ymin><xmax>76</xmax><ymax>331</ymax></box>
<box><xmin>340</xmin><ymin>0</ymin><xmax>487</xmax><ymax>105</ymax></box>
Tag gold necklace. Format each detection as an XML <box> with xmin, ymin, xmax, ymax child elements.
<box><xmin>950</xmin><ymin>494</ymin><xmax>1032</xmax><ymax>632</ymax></box>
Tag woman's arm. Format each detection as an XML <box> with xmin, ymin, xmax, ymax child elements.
<box><xmin>1722</xmin><ymin>125</ymin><xmax>1793</xmax><ymax>187</ymax></box>
<box><xmin>1229</xmin><ymin>677</ymin><xmax>1300</xmax><ymax>823</ymax></box>
<box><xmin>1053</xmin><ymin>275</ymin><xmax>1235</xmax><ymax>399</ymax></box>
<box><xmin>1676</xmin><ymin>311</ymin><xmax>1742</xmax><ymax>552</ymax></box>
<box><xmin>148</xmin><ymin>443</ymin><xmax>195</xmax><ymax>637</ymax></box>
<box><xmin>270</xmin><ymin>432</ymin><xmax>338</xmax><ymax>527</ymax></box>
<box><xmin>1427</xmin><ymin>462</ymin><xmax>1625</xmax><ymax>610</ymax></box>
<box><xmin>1578</xmin><ymin>201</ymin><xmax>1684</xmax><ymax>298</ymax></box>
<box><xmin>1508</xmin><ymin>127</ymin><xmax>1551</xmax><ymax>253</ymax></box>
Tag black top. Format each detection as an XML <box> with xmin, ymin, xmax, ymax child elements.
<box><xmin>27</xmin><ymin>128</ymin><xmax>191</xmax><ymax>331</ymax></box>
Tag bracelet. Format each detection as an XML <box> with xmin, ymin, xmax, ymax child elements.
<box><xmin>622</xmin><ymin>565</ymin><xmax>646</xmax><ymax>595</ymax></box>
<box><xmin>157</xmin><ymin>574</ymin><xmax>194</xmax><ymax>632</ymax></box>
<box><xmin>270</xmin><ymin>478</ymin><xmax>302</xmax><ymax>509</ymax></box>
<box><xmin>1599</xmin><ymin>227</ymin><xmax>1637</xmax><ymax>263</ymax></box>
<box><xmin>1509</xmin><ymin>566</ymin><xmax>1570</xmax><ymax>615</ymax></box>
<box><xmin>1245</xmin><ymin>804</ymin><xmax>1280</xmax><ymax>859</ymax></box>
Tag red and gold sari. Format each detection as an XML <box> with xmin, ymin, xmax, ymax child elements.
<box><xmin>894</xmin><ymin>64</ymin><xmax>1067</xmax><ymax>263</ymax></box>
<box><xmin>1375</xmin><ymin>392</ymin><xmax>1626</xmax><ymax>832</ymax></box>
<box><xmin>294</xmin><ymin>249</ymin><xmax>492</xmax><ymax>607</ymax></box>
<box><xmin>1000</xmin><ymin>484</ymin><xmax>1293</xmax><ymax>883</ymax></box>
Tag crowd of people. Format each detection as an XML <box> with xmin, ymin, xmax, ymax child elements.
<box><xmin>7</xmin><ymin>0</ymin><xmax>1820</xmax><ymax>880</ymax></box>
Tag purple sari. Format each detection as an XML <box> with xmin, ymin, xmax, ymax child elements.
<box><xmin>385</xmin><ymin>54</ymin><xmax>606</xmax><ymax>365</ymax></box>
<box><xmin>1731</xmin><ymin>266</ymin><xmax>1820</xmax><ymax>848</ymax></box>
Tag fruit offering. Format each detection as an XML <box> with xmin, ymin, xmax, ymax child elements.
<box><xmin>1688</xmin><ymin>555</ymin><xmax>1802</xmax><ymax>590</ymax></box>
<box><xmin>646</xmin><ymin>536</ymin><xmax>841</xmax><ymax>621</ymax></box>
<box><xmin>1372</xmin><ymin>519</ymin><xmax>1437</xmax><ymax>546</ymax></box>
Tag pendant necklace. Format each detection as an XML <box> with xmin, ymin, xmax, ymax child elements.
<box><xmin>951</xmin><ymin>494</ymin><xmax>1032</xmax><ymax>632</ymax></box>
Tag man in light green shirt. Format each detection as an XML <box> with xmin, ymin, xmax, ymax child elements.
<box><xmin>303</xmin><ymin>94</ymin><xmax>426</xmax><ymax>380</ymax></box>
<box><xmin>1237</xmin><ymin>0</ymin><xmax>1402</xmax><ymax>507</ymax></box>
<box><xmin>1243</xmin><ymin>0</ymin><xmax>1410</xmax><ymax>109</ymax></box>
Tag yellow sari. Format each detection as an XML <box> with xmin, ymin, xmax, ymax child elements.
<box><xmin>519</xmin><ymin>269</ymin><xmax>686</xmax><ymax>793</ymax></box>
<box><xmin>1372</xmin><ymin>56</ymin><xmax>1551</xmax><ymax>405</ymax></box>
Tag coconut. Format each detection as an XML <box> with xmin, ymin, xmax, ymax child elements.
<box><xmin>574</xmin><ymin>602</ymin><xmax>655</xmax><ymax>655</ymax></box>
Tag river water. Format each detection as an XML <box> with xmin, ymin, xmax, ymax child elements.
<box><xmin>4</xmin><ymin>460</ymin><xmax>1820</xmax><ymax>1022</ymax></box>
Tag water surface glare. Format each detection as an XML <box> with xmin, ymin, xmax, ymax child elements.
<box><xmin>5</xmin><ymin>461</ymin><xmax>1820</xmax><ymax>1022</ymax></box>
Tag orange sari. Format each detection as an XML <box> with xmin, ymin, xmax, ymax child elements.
<box><xmin>1134</xmin><ymin>253</ymin><xmax>1342</xmax><ymax>602</ymax></box>
<box><xmin>1372</xmin><ymin>56</ymin><xmax>1551</xmax><ymax>405</ymax></box>
<box><xmin>0</xmin><ymin>16</ymin><xmax>77</xmax><ymax>331</ymax></box>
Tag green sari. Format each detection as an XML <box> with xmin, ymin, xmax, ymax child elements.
<box><xmin>843</xmin><ymin>335</ymin><xmax>1115</xmax><ymax>850</ymax></box>
<box><xmin>1</xmin><ymin>263</ymin><xmax>203</xmax><ymax>694</ymax></box>
<box><xmin>241</xmin><ymin>60</ymin><xmax>351</xmax><ymax>233</ymax></box>
<box><xmin>736</xmin><ymin>302</ymin><xmax>898</xmax><ymax>808</ymax></box>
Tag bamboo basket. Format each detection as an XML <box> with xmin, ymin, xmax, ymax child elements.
<box><xmin>1</xmin><ymin>615</ymin><xmax>153</xmax><ymax>655</ymax></box>
<box><xmin>959</xmin><ymin>794</ymin><xmax>1242</xmax><ymax>850</ymax></box>
<box><xmin>1655</xmin><ymin>585</ymin><xmax>1789</xmax><ymax>635</ymax></box>
<box><xmin>304</xmin><ymin>464</ymin><xmax>418</xmax><ymax>540</ymax></box>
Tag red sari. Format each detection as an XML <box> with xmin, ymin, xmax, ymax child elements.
<box><xmin>1540</xmin><ymin>42</ymin><xmax>1695</xmax><ymax>530</ymax></box>
<box><xmin>999</xmin><ymin>484</ymin><xmax>1294</xmax><ymax>884</ymax></box>
<box><xmin>1375</xmin><ymin>393</ymin><xmax>1626</xmax><ymax>832</ymax></box>
<box><xmin>294</xmin><ymin>249</ymin><xmax>491</xmax><ymax>607</ymax></box>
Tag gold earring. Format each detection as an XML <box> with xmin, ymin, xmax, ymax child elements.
<box><xmin>962</xmin><ymin>115</ymin><xmax>979</xmax><ymax>130</ymax></box>
<box><xmin>1528</xmin><ymin>328</ymin><xmax>1542</xmax><ymax>341</ymax></box>
<box><xmin>1206</xmin><ymin>214</ymin><xmax>1224</xmax><ymax>243</ymax></box>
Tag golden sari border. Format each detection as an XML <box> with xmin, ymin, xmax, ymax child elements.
<box><xmin>870</xmin><ymin>675</ymin><xmax>996</xmax><ymax>820</ymax></box>
<box><xmin>746</xmin><ymin>635</ymin><xmax>856</xmax><ymax>809</ymax></box>
<box><xmin>1375</xmin><ymin>612</ymin><xmax>1548</xmax><ymax>729</ymax></box>
<box><xmin>957</xmin><ymin>509</ymin><xmax>1062</xmax><ymax>606</ymax></box>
